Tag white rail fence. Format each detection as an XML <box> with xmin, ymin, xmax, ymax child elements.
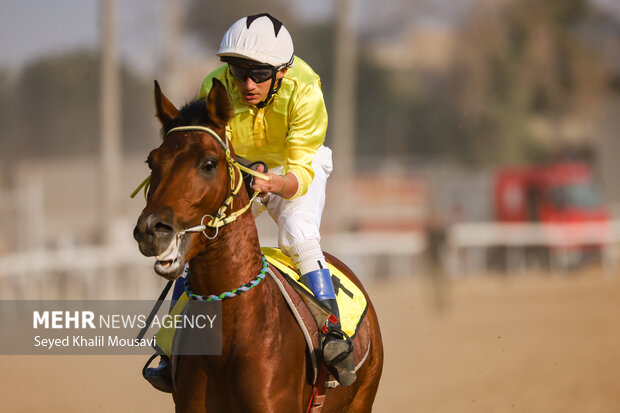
<box><xmin>0</xmin><ymin>242</ymin><xmax>164</xmax><ymax>300</ymax></box>
<box><xmin>445</xmin><ymin>220</ymin><xmax>620</xmax><ymax>276</ymax></box>
<box><xmin>0</xmin><ymin>230</ymin><xmax>427</xmax><ymax>300</ymax></box>
<box><xmin>1</xmin><ymin>221</ymin><xmax>619</xmax><ymax>299</ymax></box>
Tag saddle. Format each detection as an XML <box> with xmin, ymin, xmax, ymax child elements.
<box><xmin>150</xmin><ymin>248</ymin><xmax>371</xmax><ymax>390</ymax></box>
<box><xmin>262</xmin><ymin>247</ymin><xmax>371</xmax><ymax>388</ymax></box>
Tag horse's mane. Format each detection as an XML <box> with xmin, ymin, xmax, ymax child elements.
<box><xmin>161</xmin><ymin>98</ymin><xmax>213</xmax><ymax>137</ymax></box>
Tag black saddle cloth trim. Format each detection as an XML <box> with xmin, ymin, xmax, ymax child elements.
<box><xmin>269</xmin><ymin>262</ymin><xmax>367</xmax><ymax>340</ymax></box>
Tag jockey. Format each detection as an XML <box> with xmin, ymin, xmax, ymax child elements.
<box><xmin>145</xmin><ymin>13</ymin><xmax>356</xmax><ymax>389</ymax></box>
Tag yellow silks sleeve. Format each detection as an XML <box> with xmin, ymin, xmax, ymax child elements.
<box><xmin>283</xmin><ymin>81</ymin><xmax>327</xmax><ymax>198</ymax></box>
<box><xmin>198</xmin><ymin>57</ymin><xmax>328</xmax><ymax>199</ymax></box>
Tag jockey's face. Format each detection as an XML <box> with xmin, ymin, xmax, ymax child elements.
<box><xmin>233</xmin><ymin>67</ymin><xmax>288</xmax><ymax>106</ymax></box>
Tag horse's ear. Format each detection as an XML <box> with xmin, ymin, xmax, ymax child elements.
<box><xmin>206</xmin><ymin>78</ymin><xmax>233</xmax><ymax>128</ymax></box>
<box><xmin>154</xmin><ymin>80</ymin><xmax>180</xmax><ymax>125</ymax></box>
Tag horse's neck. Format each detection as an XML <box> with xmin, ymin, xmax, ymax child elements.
<box><xmin>187</xmin><ymin>211</ymin><xmax>263</xmax><ymax>298</ymax></box>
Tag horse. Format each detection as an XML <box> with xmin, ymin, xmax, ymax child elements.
<box><xmin>133</xmin><ymin>79</ymin><xmax>384</xmax><ymax>412</ymax></box>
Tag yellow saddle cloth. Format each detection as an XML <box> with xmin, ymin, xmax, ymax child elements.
<box><xmin>261</xmin><ymin>247</ymin><xmax>368</xmax><ymax>338</ymax></box>
<box><xmin>154</xmin><ymin>248</ymin><xmax>368</xmax><ymax>358</ymax></box>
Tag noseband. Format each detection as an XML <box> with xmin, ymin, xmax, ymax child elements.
<box><xmin>132</xmin><ymin>125</ymin><xmax>270</xmax><ymax>239</ymax></box>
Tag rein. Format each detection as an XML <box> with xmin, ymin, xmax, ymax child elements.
<box><xmin>131</xmin><ymin>125</ymin><xmax>270</xmax><ymax>236</ymax></box>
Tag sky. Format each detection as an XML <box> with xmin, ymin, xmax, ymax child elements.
<box><xmin>1</xmin><ymin>0</ymin><xmax>618</xmax><ymax>75</ymax></box>
<box><xmin>0</xmin><ymin>0</ymin><xmax>332</xmax><ymax>75</ymax></box>
<box><xmin>1</xmin><ymin>1</ymin><xmax>95</xmax><ymax>66</ymax></box>
<box><xmin>0</xmin><ymin>0</ymin><xmax>165</xmax><ymax>73</ymax></box>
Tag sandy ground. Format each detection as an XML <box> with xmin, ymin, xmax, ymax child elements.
<box><xmin>2</xmin><ymin>269</ymin><xmax>620</xmax><ymax>412</ymax></box>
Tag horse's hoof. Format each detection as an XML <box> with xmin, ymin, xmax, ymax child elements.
<box><xmin>143</xmin><ymin>356</ymin><xmax>174</xmax><ymax>393</ymax></box>
<box><xmin>323</xmin><ymin>339</ymin><xmax>357</xmax><ymax>387</ymax></box>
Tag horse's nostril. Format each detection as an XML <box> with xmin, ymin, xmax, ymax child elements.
<box><xmin>134</xmin><ymin>210</ymin><xmax>175</xmax><ymax>257</ymax></box>
<box><xmin>153</xmin><ymin>222</ymin><xmax>174</xmax><ymax>234</ymax></box>
<box><xmin>143</xmin><ymin>210</ymin><xmax>175</xmax><ymax>239</ymax></box>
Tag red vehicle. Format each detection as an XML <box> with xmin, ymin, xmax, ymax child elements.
<box><xmin>495</xmin><ymin>162</ymin><xmax>608</xmax><ymax>223</ymax></box>
<box><xmin>494</xmin><ymin>162</ymin><xmax>610</xmax><ymax>251</ymax></box>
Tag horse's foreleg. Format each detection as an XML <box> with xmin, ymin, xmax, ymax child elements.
<box><xmin>229</xmin><ymin>358</ymin><xmax>309</xmax><ymax>413</ymax></box>
<box><xmin>173</xmin><ymin>356</ymin><xmax>208</xmax><ymax>413</ymax></box>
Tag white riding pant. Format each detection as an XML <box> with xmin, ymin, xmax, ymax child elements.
<box><xmin>253</xmin><ymin>146</ymin><xmax>332</xmax><ymax>274</ymax></box>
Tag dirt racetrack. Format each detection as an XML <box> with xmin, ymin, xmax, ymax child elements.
<box><xmin>2</xmin><ymin>269</ymin><xmax>620</xmax><ymax>412</ymax></box>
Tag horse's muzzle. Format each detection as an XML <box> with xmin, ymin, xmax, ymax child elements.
<box><xmin>133</xmin><ymin>208</ymin><xmax>176</xmax><ymax>257</ymax></box>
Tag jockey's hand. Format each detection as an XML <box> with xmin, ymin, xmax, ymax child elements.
<box><xmin>252</xmin><ymin>164</ymin><xmax>298</xmax><ymax>199</ymax></box>
<box><xmin>252</xmin><ymin>164</ymin><xmax>279</xmax><ymax>197</ymax></box>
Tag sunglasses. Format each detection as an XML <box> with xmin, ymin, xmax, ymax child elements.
<box><xmin>229</xmin><ymin>64</ymin><xmax>275</xmax><ymax>84</ymax></box>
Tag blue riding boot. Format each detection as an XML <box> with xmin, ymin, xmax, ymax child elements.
<box><xmin>300</xmin><ymin>268</ymin><xmax>356</xmax><ymax>386</ymax></box>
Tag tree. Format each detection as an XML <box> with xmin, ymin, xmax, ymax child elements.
<box><xmin>447</xmin><ymin>0</ymin><xmax>612</xmax><ymax>164</ymax></box>
<box><xmin>1</xmin><ymin>50</ymin><xmax>155</xmax><ymax>160</ymax></box>
<box><xmin>179</xmin><ymin>0</ymin><xmax>616</xmax><ymax>166</ymax></box>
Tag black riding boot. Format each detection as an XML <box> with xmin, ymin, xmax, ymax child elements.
<box><xmin>143</xmin><ymin>354</ymin><xmax>173</xmax><ymax>393</ymax></box>
<box><xmin>320</xmin><ymin>298</ymin><xmax>356</xmax><ymax>387</ymax></box>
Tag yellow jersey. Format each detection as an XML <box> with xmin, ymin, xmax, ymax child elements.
<box><xmin>198</xmin><ymin>56</ymin><xmax>328</xmax><ymax>199</ymax></box>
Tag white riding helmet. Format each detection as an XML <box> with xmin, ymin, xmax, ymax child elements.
<box><xmin>217</xmin><ymin>13</ymin><xmax>294</xmax><ymax>68</ymax></box>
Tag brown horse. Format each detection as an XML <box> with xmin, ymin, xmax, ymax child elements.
<box><xmin>133</xmin><ymin>79</ymin><xmax>383</xmax><ymax>412</ymax></box>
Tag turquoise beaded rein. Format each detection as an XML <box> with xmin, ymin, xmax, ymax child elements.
<box><xmin>184</xmin><ymin>255</ymin><xmax>269</xmax><ymax>302</ymax></box>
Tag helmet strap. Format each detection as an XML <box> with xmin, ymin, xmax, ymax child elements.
<box><xmin>256</xmin><ymin>73</ymin><xmax>282</xmax><ymax>109</ymax></box>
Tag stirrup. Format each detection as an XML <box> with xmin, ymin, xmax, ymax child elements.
<box><xmin>142</xmin><ymin>354</ymin><xmax>173</xmax><ymax>393</ymax></box>
<box><xmin>321</xmin><ymin>329</ymin><xmax>356</xmax><ymax>386</ymax></box>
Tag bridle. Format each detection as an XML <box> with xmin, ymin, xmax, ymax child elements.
<box><xmin>133</xmin><ymin>126</ymin><xmax>272</xmax><ymax>336</ymax></box>
<box><xmin>131</xmin><ymin>125</ymin><xmax>269</xmax><ymax>239</ymax></box>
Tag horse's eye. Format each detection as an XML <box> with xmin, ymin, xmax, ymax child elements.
<box><xmin>201</xmin><ymin>160</ymin><xmax>217</xmax><ymax>173</ymax></box>
<box><xmin>146</xmin><ymin>152</ymin><xmax>158</xmax><ymax>170</ymax></box>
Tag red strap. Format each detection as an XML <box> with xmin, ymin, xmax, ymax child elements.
<box><xmin>306</xmin><ymin>388</ymin><xmax>316</xmax><ymax>413</ymax></box>
<box><xmin>321</xmin><ymin>313</ymin><xmax>339</xmax><ymax>334</ymax></box>
<box><xmin>306</xmin><ymin>364</ymin><xmax>328</xmax><ymax>413</ymax></box>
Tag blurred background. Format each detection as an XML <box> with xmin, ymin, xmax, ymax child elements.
<box><xmin>1</xmin><ymin>0</ymin><xmax>620</xmax><ymax>412</ymax></box>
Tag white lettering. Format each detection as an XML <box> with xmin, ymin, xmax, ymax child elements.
<box><xmin>107</xmin><ymin>335</ymin><xmax>156</xmax><ymax>347</ymax></box>
<box><xmin>82</xmin><ymin>311</ymin><xmax>95</xmax><ymax>329</ymax></box>
<box><xmin>137</xmin><ymin>314</ymin><xmax>147</xmax><ymax>329</ymax></box>
<box><xmin>34</xmin><ymin>311</ymin><xmax>96</xmax><ymax>329</ymax></box>
<box><xmin>33</xmin><ymin>311</ymin><xmax>49</xmax><ymax>329</ymax></box>
<box><xmin>51</xmin><ymin>311</ymin><xmax>64</xmax><ymax>328</ymax></box>
<box><xmin>34</xmin><ymin>336</ymin><xmax>69</xmax><ymax>349</ymax></box>
<box><xmin>121</xmin><ymin>314</ymin><xmax>137</xmax><ymax>329</ymax></box>
<box><xmin>65</xmin><ymin>311</ymin><xmax>80</xmax><ymax>328</ymax></box>
<box><xmin>162</xmin><ymin>314</ymin><xmax>174</xmax><ymax>329</ymax></box>
<box><xmin>146</xmin><ymin>314</ymin><xmax>218</xmax><ymax>329</ymax></box>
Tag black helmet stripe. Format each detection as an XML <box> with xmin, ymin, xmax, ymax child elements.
<box><xmin>246</xmin><ymin>13</ymin><xmax>283</xmax><ymax>36</ymax></box>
